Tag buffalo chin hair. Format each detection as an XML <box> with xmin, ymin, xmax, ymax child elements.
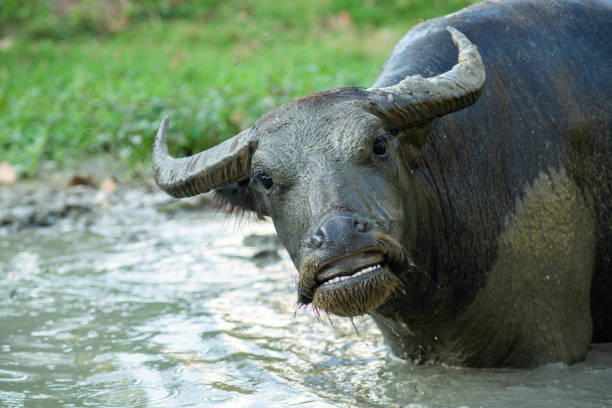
<box><xmin>312</xmin><ymin>268</ymin><xmax>402</xmax><ymax>317</ymax></box>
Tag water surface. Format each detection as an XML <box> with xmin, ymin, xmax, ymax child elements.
<box><xmin>1</xmin><ymin>191</ymin><xmax>611</xmax><ymax>407</ymax></box>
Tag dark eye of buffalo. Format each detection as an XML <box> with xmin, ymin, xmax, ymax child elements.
<box><xmin>258</xmin><ymin>172</ymin><xmax>274</xmax><ymax>190</ymax></box>
<box><xmin>373</xmin><ymin>136</ymin><xmax>388</xmax><ymax>156</ymax></box>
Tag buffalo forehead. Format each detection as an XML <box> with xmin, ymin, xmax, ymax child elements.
<box><xmin>253</xmin><ymin>101</ymin><xmax>382</xmax><ymax>172</ymax></box>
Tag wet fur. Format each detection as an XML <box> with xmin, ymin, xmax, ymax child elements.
<box><xmin>313</xmin><ymin>268</ymin><xmax>402</xmax><ymax>317</ymax></box>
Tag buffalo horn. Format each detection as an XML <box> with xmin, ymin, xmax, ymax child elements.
<box><xmin>368</xmin><ymin>26</ymin><xmax>485</xmax><ymax>128</ymax></box>
<box><xmin>153</xmin><ymin>117</ymin><xmax>257</xmax><ymax>198</ymax></box>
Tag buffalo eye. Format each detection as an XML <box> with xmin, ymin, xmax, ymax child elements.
<box><xmin>258</xmin><ymin>172</ymin><xmax>274</xmax><ymax>190</ymax></box>
<box><xmin>373</xmin><ymin>136</ymin><xmax>388</xmax><ymax>156</ymax></box>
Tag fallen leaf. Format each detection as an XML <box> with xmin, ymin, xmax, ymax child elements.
<box><xmin>69</xmin><ymin>174</ymin><xmax>95</xmax><ymax>187</ymax></box>
<box><xmin>100</xmin><ymin>178</ymin><xmax>118</xmax><ymax>195</ymax></box>
<box><xmin>0</xmin><ymin>162</ymin><xmax>17</xmax><ymax>185</ymax></box>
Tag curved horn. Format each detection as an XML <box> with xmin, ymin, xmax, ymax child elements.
<box><xmin>368</xmin><ymin>26</ymin><xmax>485</xmax><ymax>128</ymax></box>
<box><xmin>153</xmin><ymin>117</ymin><xmax>258</xmax><ymax>198</ymax></box>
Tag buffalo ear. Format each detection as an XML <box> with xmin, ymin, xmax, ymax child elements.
<box><xmin>394</xmin><ymin>121</ymin><xmax>433</xmax><ymax>168</ymax></box>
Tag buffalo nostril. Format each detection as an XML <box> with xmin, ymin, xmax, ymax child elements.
<box><xmin>309</xmin><ymin>233</ymin><xmax>324</xmax><ymax>249</ymax></box>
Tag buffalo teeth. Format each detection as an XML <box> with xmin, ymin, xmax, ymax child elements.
<box><xmin>324</xmin><ymin>264</ymin><xmax>382</xmax><ymax>285</ymax></box>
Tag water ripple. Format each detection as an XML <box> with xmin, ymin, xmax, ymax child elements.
<box><xmin>79</xmin><ymin>386</ymin><xmax>179</xmax><ymax>407</ymax></box>
<box><xmin>0</xmin><ymin>369</ymin><xmax>29</xmax><ymax>383</ymax></box>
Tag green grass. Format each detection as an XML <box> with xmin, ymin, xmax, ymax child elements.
<box><xmin>0</xmin><ymin>0</ymin><xmax>478</xmax><ymax>178</ymax></box>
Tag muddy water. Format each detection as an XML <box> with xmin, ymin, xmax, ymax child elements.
<box><xmin>1</xmin><ymin>190</ymin><xmax>611</xmax><ymax>407</ymax></box>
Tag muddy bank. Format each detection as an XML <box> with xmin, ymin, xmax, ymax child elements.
<box><xmin>0</xmin><ymin>168</ymin><xmax>216</xmax><ymax>230</ymax></box>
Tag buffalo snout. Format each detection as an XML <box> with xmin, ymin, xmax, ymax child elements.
<box><xmin>306</xmin><ymin>214</ymin><xmax>374</xmax><ymax>259</ymax></box>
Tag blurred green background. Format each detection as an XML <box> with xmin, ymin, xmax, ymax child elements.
<box><xmin>0</xmin><ymin>0</ymin><xmax>478</xmax><ymax>178</ymax></box>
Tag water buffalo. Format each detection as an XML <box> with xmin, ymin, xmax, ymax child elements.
<box><xmin>152</xmin><ymin>0</ymin><xmax>611</xmax><ymax>367</ymax></box>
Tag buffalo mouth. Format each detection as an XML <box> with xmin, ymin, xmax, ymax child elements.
<box><xmin>310</xmin><ymin>250</ymin><xmax>402</xmax><ymax>317</ymax></box>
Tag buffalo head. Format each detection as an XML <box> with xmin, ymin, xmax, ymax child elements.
<box><xmin>153</xmin><ymin>27</ymin><xmax>485</xmax><ymax>318</ymax></box>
